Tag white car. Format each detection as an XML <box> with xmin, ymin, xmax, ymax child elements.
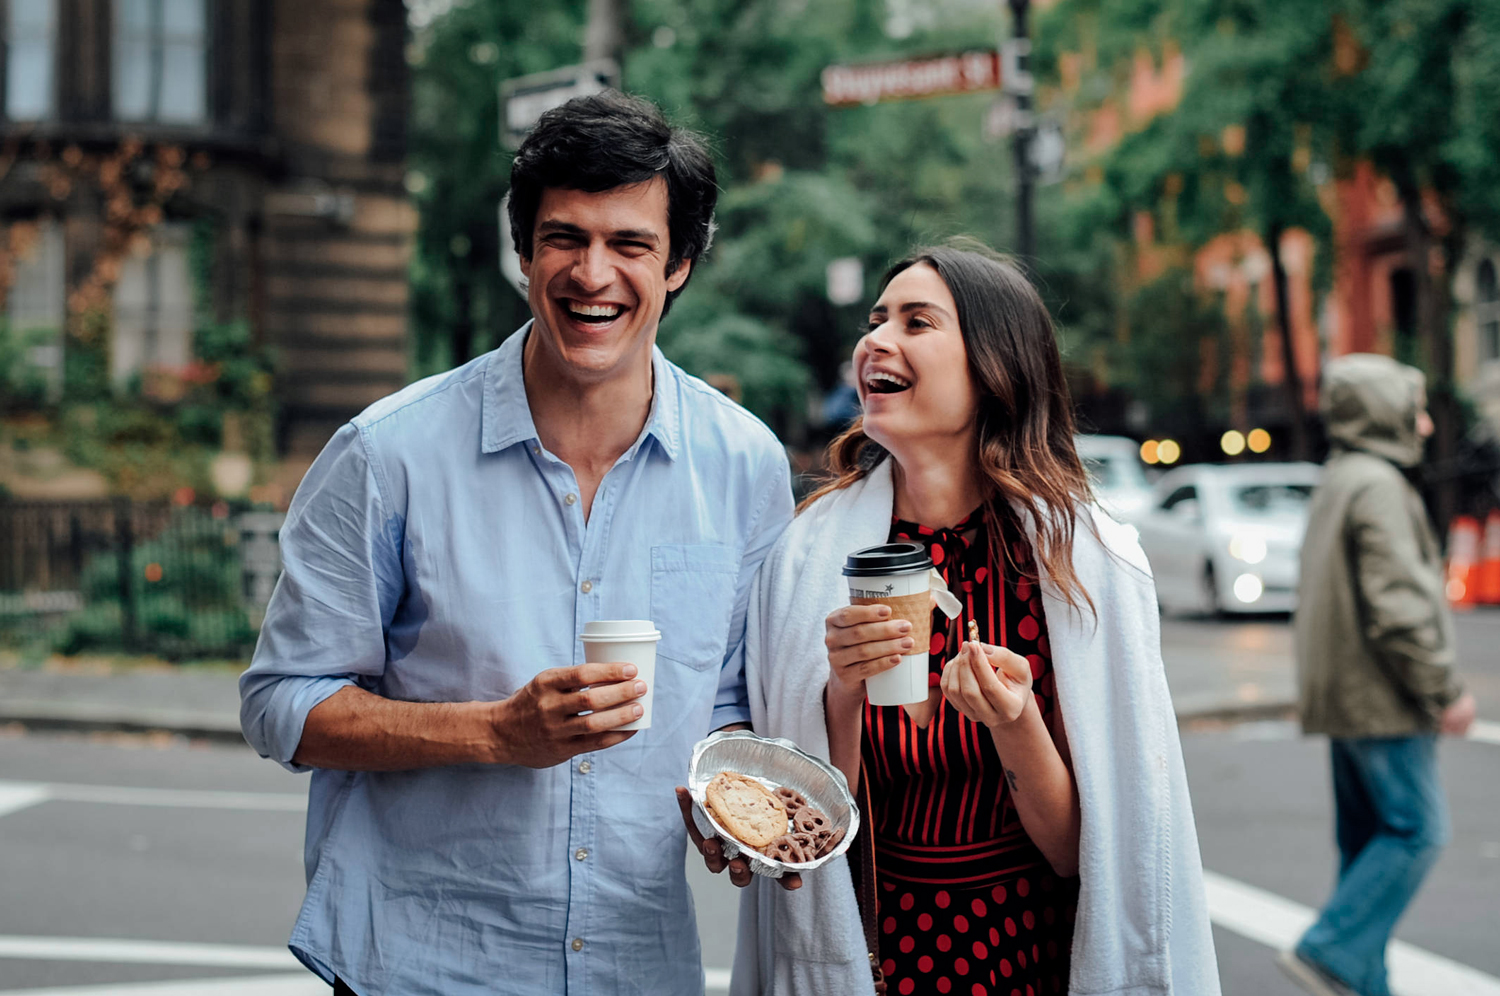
<box><xmin>1076</xmin><ymin>434</ymin><xmax>1154</xmax><ymax>523</ymax></box>
<box><xmin>1135</xmin><ymin>462</ymin><xmax>1321</xmax><ymax>615</ymax></box>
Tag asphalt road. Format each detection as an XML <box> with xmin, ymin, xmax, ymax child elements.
<box><xmin>2</xmin><ymin>615</ymin><xmax>1497</xmax><ymax>996</ymax></box>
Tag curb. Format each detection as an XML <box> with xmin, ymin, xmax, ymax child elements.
<box><xmin>0</xmin><ymin>701</ymin><xmax>248</xmax><ymax>745</ymax></box>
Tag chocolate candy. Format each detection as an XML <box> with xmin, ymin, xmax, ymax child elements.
<box><xmin>794</xmin><ymin>807</ymin><xmax>830</xmax><ymax>835</ymax></box>
<box><xmin>774</xmin><ymin>786</ymin><xmax>808</xmax><ymax>815</ymax></box>
<box><xmin>762</xmin><ymin>833</ymin><xmax>814</xmax><ymax>864</ymax></box>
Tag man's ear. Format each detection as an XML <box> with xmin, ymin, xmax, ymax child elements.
<box><xmin>520</xmin><ymin>255</ymin><xmax>533</xmax><ymax>280</ymax></box>
<box><xmin>665</xmin><ymin>257</ymin><xmax>693</xmax><ymax>293</ymax></box>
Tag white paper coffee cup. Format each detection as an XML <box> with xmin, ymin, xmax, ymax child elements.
<box><xmin>580</xmin><ymin>620</ymin><xmax>661</xmax><ymax>731</ymax></box>
<box><xmin>843</xmin><ymin>542</ymin><xmax>934</xmax><ymax>707</ymax></box>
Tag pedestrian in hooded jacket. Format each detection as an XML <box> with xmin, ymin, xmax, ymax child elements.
<box><xmin>1279</xmin><ymin>353</ymin><xmax>1477</xmax><ymax>996</ymax></box>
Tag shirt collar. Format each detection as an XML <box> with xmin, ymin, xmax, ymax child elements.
<box><xmin>481</xmin><ymin>321</ymin><xmax>681</xmax><ymax>461</ymax></box>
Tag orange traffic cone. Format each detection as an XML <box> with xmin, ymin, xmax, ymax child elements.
<box><xmin>1446</xmin><ymin>515</ymin><xmax>1481</xmax><ymax>608</ymax></box>
<box><xmin>1477</xmin><ymin>511</ymin><xmax>1500</xmax><ymax>605</ymax></box>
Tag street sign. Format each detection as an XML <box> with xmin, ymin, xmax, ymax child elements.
<box><xmin>499</xmin><ymin>60</ymin><xmax>619</xmax><ymax>148</ymax></box>
<box><xmin>821</xmin><ymin>50</ymin><xmax>1001</xmax><ymax>107</ymax></box>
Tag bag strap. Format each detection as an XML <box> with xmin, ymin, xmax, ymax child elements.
<box><xmin>848</xmin><ymin>765</ymin><xmax>887</xmax><ymax>996</ymax></box>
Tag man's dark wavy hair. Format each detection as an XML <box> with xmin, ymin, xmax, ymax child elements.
<box><xmin>508</xmin><ymin>91</ymin><xmax>717</xmax><ymax>317</ymax></box>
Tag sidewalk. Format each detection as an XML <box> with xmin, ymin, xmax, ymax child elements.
<box><xmin>0</xmin><ymin>662</ymin><xmax>246</xmax><ymax>741</ymax></box>
<box><xmin>0</xmin><ymin>620</ymin><xmax>1302</xmax><ymax>741</ymax></box>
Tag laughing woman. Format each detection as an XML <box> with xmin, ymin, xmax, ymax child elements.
<box><xmin>728</xmin><ymin>241</ymin><xmax>1219</xmax><ymax>996</ymax></box>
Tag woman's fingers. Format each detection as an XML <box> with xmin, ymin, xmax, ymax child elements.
<box><xmin>826</xmin><ymin>604</ymin><xmax>893</xmax><ymax>629</ymax></box>
<box><xmin>826</xmin><ymin>619</ymin><xmax>911</xmax><ymax>650</ymax></box>
<box><xmin>828</xmin><ymin>636</ymin><xmax>913</xmax><ymax>669</ymax></box>
<box><xmin>953</xmin><ymin>648</ymin><xmax>988</xmax><ymax>714</ymax></box>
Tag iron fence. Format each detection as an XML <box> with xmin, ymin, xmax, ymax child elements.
<box><xmin>0</xmin><ymin>498</ymin><xmax>282</xmax><ymax>660</ymax></box>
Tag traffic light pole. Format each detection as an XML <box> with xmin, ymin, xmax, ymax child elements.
<box><xmin>1008</xmin><ymin>0</ymin><xmax>1034</xmax><ymax>265</ymax></box>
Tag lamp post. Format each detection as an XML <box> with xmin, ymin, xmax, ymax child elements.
<box><xmin>1006</xmin><ymin>0</ymin><xmax>1035</xmax><ymax>265</ymax></box>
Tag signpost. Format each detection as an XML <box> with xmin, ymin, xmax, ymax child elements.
<box><xmin>497</xmin><ymin>60</ymin><xmax>621</xmax><ymax>294</ymax></box>
<box><xmin>499</xmin><ymin>60</ymin><xmax>619</xmax><ymax>149</ymax></box>
<box><xmin>821</xmin><ymin>51</ymin><xmax>1002</xmax><ymax>107</ymax></box>
<box><xmin>820</xmin><ymin>15</ymin><xmax>1052</xmax><ymax>265</ymax></box>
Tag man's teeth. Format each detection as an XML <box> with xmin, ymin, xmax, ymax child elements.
<box><xmin>569</xmin><ymin>303</ymin><xmax>621</xmax><ymax>318</ymax></box>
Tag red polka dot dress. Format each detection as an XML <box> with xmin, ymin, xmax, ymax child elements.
<box><xmin>865</xmin><ymin>509</ymin><xmax>1079</xmax><ymax>996</ymax></box>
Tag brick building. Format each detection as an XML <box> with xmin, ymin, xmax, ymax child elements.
<box><xmin>0</xmin><ymin>0</ymin><xmax>414</xmax><ymax>474</ymax></box>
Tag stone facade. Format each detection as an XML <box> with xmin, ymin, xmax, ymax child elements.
<box><xmin>0</xmin><ymin>0</ymin><xmax>414</xmax><ymax>466</ymax></box>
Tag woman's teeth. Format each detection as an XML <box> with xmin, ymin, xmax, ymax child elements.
<box><xmin>867</xmin><ymin>372</ymin><xmax>912</xmax><ymax>393</ymax></box>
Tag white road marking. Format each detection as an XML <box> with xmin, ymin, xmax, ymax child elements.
<box><xmin>0</xmin><ymin>936</ymin><xmax>300</xmax><ymax>969</ymax></box>
<box><xmin>1469</xmin><ymin>720</ymin><xmax>1500</xmax><ymax>746</ymax></box>
<box><xmin>0</xmin><ymin>780</ymin><xmax>305</xmax><ymax>812</ymax></box>
<box><xmin>705</xmin><ymin>966</ymin><xmax>730</xmax><ymax>992</ymax></box>
<box><xmin>0</xmin><ymin>783</ymin><xmax>49</xmax><ymax>818</ymax></box>
<box><xmin>1204</xmin><ymin>871</ymin><xmax>1500</xmax><ymax>996</ymax></box>
<box><xmin>0</xmin><ymin>976</ymin><xmax>323</xmax><ymax>996</ymax></box>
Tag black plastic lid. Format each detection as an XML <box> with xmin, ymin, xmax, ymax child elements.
<box><xmin>842</xmin><ymin>541</ymin><xmax>933</xmax><ymax>577</ymax></box>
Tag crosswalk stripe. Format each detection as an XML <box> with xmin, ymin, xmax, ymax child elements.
<box><xmin>1469</xmin><ymin>720</ymin><xmax>1500</xmax><ymax>746</ymax></box>
<box><xmin>0</xmin><ymin>975</ymin><xmax>323</xmax><ymax>996</ymax></box>
<box><xmin>0</xmin><ymin>783</ymin><xmax>49</xmax><ymax>818</ymax></box>
<box><xmin>0</xmin><ymin>936</ymin><xmax>299</xmax><ymax>969</ymax></box>
<box><xmin>1204</xmin><ymin>871</ymin><xmax>1500</xmax><ymax>996</ymax></box>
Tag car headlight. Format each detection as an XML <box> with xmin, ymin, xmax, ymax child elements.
<box><xmin>1228</xmin><ymin>533</ymin><xmax>1267</xmax><ymax>565</ymax></box>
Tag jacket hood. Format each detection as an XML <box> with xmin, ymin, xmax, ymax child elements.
<box><xmin>1321</xmin><ymin>353</ymin><xmax>1426</xmax><ymax>467</ymax></box>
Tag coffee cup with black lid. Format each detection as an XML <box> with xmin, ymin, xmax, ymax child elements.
<box><xmin>842</xmin><ymin>542</ymin><xmax>933</xmax><ymax>706</ymax></box>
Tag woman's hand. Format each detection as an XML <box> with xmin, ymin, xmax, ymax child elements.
<box><xmin>824</xmin><ymin>604</ymin><xmax>914</xmax><ymax>696</ymax></box>
<box><xmin>940</xmin><ymin>640</ymin><xmax>1033</xmax><ymax>729</ymax></box>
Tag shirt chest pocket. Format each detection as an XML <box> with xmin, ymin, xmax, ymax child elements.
<box><xmin>651</xmin><ymin>544</ymin><xmax>741</xmax><ymax>672</ymax></box>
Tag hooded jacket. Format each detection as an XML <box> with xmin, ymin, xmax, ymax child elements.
<box><xmin>1294</xmin><ymin>353</ymin><xmax>1465</xmax><ymax>737</ymax></box>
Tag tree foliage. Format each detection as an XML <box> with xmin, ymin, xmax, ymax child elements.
<box><xmin>408</xmin><ymin>0</ymin><xmax>1032</xmax><ymax>435</ymax></box>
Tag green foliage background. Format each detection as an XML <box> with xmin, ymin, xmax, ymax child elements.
<box><xmin>406</xmin><ymin>0</ymin><xmax>1038</xmax><ymax>439</ymax></box>
<box><xmin>406</xmin><ymin>0</ymin><xmax>1500</xmax><ymax>448</ymax></box>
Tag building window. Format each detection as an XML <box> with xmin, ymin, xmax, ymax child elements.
<box><xmin>1479</xmin><ymin>259</ymin><xmax>1500</xmax><ymax>363</ymax></box>
<box><xmin>8</xmin><ymin>219</ymin><xmax>65</xmax><ymax>397</ymax></box>
<box><xmin>112</xmin><ymin>0</ymin><xmax>207</xmax><ymax>125</ymax></box>
<box><xmin>5</xmin><ymin>0</ymin><xmax>56</xmax><ymax>120</ymax></box>
<box><xmin>112</xmin><ymin>224</ymin><xmax>193</xmax><ymax>386</ymax></box>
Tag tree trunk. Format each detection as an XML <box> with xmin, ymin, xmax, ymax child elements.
<box><xmin>1394</xmin><ymin>171</ymin><xmax>1459</xmax><ymax>529</ymax></box>
<box><xmin>452</xmin><ymin>274</ymin><xmax>474</xmax><ymax>365</ymax></box>
<box><xmin>1266</xmin><ymin>223</ymin><xmax>1309</xmax><ymax>460</ymax></box>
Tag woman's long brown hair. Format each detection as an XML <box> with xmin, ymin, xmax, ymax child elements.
<box><xmin>800</xmin><ymin>239</ymin><xmax>1098</xmax><ymax>612</ymax></box>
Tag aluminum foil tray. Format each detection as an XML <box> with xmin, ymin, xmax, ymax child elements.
<box><xmin>688</xmin><ymin>729</ymin><xmax>859</xmax><ymax>879</ymax></box>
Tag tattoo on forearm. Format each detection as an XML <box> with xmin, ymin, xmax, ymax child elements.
<box><xmin>1004</xmin><ymin>767</ymin><xmax>1019</xmax><ymax>793</ymax></box>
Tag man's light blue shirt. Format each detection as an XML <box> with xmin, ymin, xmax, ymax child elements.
<box><xmin>239</xmin><ymin>325</ymin><xmax>794</xmax><ymax>995</ymax></box>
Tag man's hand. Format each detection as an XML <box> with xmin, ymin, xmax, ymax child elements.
<box><xmin>675</xmin><ymin>787</ymin><xmax>802</xmax><ymax>892</ymax></box>
<box><xmin>491</xmin><ymin>662</ymin><xmax>647</xmax><ymax>768</ymax></box>
<box><xmin>1440</xmin><ymin>692</ymin><xmax>1477</xmax><ymax>736</ymax></box>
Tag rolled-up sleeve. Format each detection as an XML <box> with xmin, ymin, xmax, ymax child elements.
<box><xmin>240</xmin><ymin>424</ymin><xmax>406</xmax><ymax>770</ymax></box>
<box><xmin>712</xmin><ymin>448</ymin><xmax>794</xmax><ymax>730</ymax></box>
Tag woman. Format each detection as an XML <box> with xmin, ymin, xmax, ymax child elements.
<box><xmin>729</xmin><ymin>242</ymin><xmax>1219</xmax><ymax>996</ymax></box>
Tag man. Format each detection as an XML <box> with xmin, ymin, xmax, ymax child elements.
<box><xmin>240</xmin><ymin>92</ymin><xmax>795</xmax><ymax>996</ymax></box>
<box><xmin>1280</xmin><ymin>353</ymin><xmax>1476</xmax><ymax>996</ymax></box>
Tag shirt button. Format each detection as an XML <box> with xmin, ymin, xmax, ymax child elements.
<box><xmin>575</xmin><ymin>847</ymin><xmax>589</xmax><ymax>861</ymax></box>
<box><xmin>564</xmin><ymin>492</ymin><xmax>577</xmax><ymax>505</ymax></box>
<box><xmin>578</xmin><ymin>760</ymin><xmax>592</xmax><ymax>773</ymax></box>
<box><xmin>580</xmin><ymin>580</ymin><xmax>593</xmax><ymax>594</ymax></box>
<box><xmin>571</xmin><ymin>938</ymin><xmax>584</xmax><ymax>952</ymax></box>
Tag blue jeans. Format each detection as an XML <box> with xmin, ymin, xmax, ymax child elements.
<box><xmin>1296</xmin><ymin>735</ymin><xmax>1449</xmax><ymax>996</ymax></box>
